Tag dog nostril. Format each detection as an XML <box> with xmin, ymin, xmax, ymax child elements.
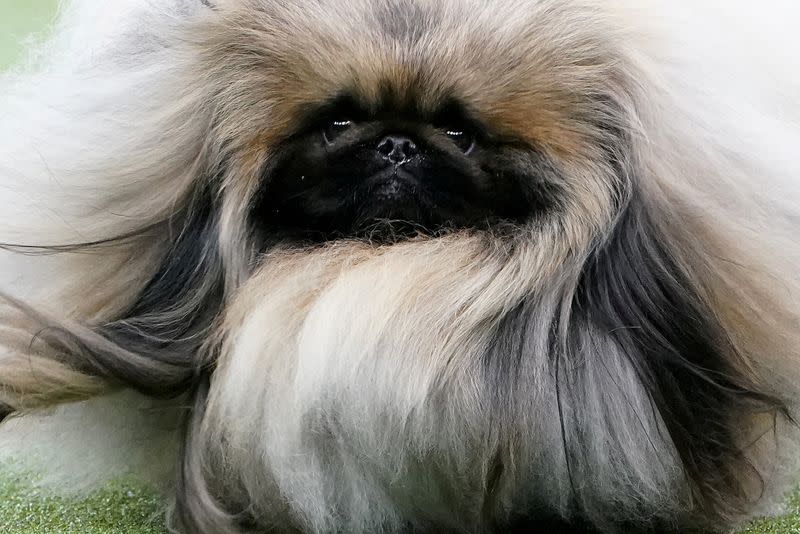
<box><xmin>402</xmin><ymin>139</ymin><xmax>418</xmax><ymax>158</ymax></box>
<box><xmin>377</xmin><ymin>136</ymin><xmax>394</xmax><ymax>156</ymax></box>
<box><xmin>377</xmin><ymin>135</ymin><xmax>418</xmax><ymax>165</ymax></box>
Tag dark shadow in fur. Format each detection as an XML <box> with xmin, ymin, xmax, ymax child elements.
<box><xmin>0</xmin><ymin>402</ymin><xmax>12</xmax><ymax>423</ymax></box>
<box><xmin>172</xmin><ymin>372</ymin><xmax>253</xmax><ymax>534</ymax></box>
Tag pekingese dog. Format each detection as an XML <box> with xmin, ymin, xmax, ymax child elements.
<box><xmin>1</xmin><ymin>0</ymin><xmax>800</xmax><ymax>532</ymax></box>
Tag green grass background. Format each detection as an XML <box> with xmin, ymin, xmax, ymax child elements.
<box><xmin>0</xmin><ymin>0</ymin><xmax>59</xmax><ymax>69</ymax></box>
<box><xmin>0</xmin><ymin>1</ymin><xmax>797</xmax><ymax>533</ymax></box>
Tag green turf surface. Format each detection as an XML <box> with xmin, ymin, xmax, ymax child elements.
<box><xmin>0</xmin><ymin>2</ymin><xmax>798</xmax><ymax>533</ymax></box>
<box><xmin>0</xmin><ymin>463</ymin><xmax>798</xmax><ymax>534</ymax></box>
<box><xmin>0</xmin><ymin>470</ymin><xmax>168</xmax><ymax>534</ymax></box>
<box><xmin>741</xmin><ymin>493</ymin><xmax>800</xmax><ymax>534</ymax></box>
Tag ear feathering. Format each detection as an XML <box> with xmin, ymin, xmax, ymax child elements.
<box><xmin>0</xmin><ymin>0</ymin><xmax>799</xmax><ymax>533</ymax></box>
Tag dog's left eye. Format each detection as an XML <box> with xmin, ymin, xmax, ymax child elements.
<box><xmin>323</xmin><ymin>119</ymin><xmax>353</xmax><ymax>144</ymax></box>
<box><xmin>444</xmin><ymin>127</ymin><xmax>475</xmax><ymax>153</ymax></box>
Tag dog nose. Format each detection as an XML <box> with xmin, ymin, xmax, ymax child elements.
<box><xmin>377</xmin><ymin>135</ymin><xmax>418</xmax><ymax>165</ymax></box>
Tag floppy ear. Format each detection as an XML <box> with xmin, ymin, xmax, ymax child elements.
<box><xmin>563</xmin><ymin>194</ymin><xmax>787</xmax><ymax>526</ymax></box>
<box><xmin>0</xmin><ymin>0</ymin><xmax>224</xmax><ymax>418</ymax></box>
<box><xmin>0</xmin><ymin>190</ymin><xmax>223</xmax><ymax>420</ymax></box>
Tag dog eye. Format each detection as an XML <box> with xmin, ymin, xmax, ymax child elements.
<box><xmin>323</xmin><ymin>119</ymin><xmax>353</xmax><ymax>143</ymax></box>
<box><xmin>444</xmin><ymin>127</ymin><xmax>475</xmax><ymax>153</ymax></box>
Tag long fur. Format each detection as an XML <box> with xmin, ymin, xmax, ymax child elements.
<box><xmin>1</xmin><ymin>1</ymin><xmax>800</xmax><ymax>532</ymax></box>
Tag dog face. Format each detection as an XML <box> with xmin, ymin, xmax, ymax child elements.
<box><xmin>198</xmin><ymin>0</ymin><xmax>625</xmax><ymax>256</ymax></box>
<box><xmin>253</xmin><ymin>94</ymin><xmax>552</xmax><ymax>240</ymax></box>
<box><xmin>1</xmin><ymin>1</ymin><xmax>798</xmax><ymax>533</ymax></box>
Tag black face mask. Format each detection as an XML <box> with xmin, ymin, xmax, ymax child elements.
<box><xmin>250</xmin><ymin>95</ymin><xmax>560</xmax><ymax>243</ymax></box>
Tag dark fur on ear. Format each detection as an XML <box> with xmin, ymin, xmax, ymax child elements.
<box><xmin>0</xmin><ymin>189</ymin><xmax>222</xmax><ymax>416</ymax></box>
<box><xmin>90</xmin><ymin>193</ymin><xmax>223</xmax><ymax>394</ymax></box>
<box><xmin>483</xmin><ymin>193</ymin><xmax>787</xmax><ymax>532</ymax></box>
<box><xmin>568</xmin><ymin>196</ymin><xmax>785</xmax><ymax>528</ymax></box>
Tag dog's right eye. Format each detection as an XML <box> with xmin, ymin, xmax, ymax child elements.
<box><xmin>444</xmin><ymin>126</ymin><xmax>476</xmax><ymax>154</ymax></box>
<box><xmin>323</xmin><ymin>119</ymin><xmax>353</xmax><ymax>144</ymax></box>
